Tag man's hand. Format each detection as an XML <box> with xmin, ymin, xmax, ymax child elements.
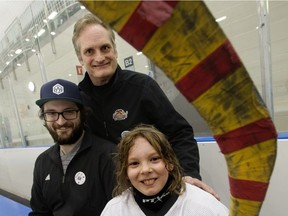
<box><xmin>183</xmin><ymin>176</ymin><xmax>221</xmax><ymax>201</ymax></box>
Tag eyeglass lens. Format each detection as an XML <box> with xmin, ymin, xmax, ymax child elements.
<box><xmin>43</xmin><ymin>110</ymin><xmax>79</xmax><ymax>122</ymax></box>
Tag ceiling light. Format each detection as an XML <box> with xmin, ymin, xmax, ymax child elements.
<box><xmin>17</xmin><ymin>63</ymin><xmax>21</xmax><ymax>67</ymax></box>
<box><xmin>137</xmin><ymin>52</ymin><xmax>143</xmax><ymax>55</ymax></box>
<box><xmin>80</xmin><ymin>6</ymin><xmax>85</xmax><ymax>9</ymax></box>
<box><xmin>216</xmin><ymin>16</ymin><xmax>227</xmax><ymax>23</ymax></box>
<box><xmin>48</xmin><ymin>11</ymin><xmax>57</xmax><ymax>20</ymax></box>
<box><xmin>28</xmin><ymin>81</ymin><xmax>35</xmax><ymax>92</ymax></box>
<box><xmin>25</xmin><ymin>38</ymin><xmax>30</xmax><ymax>42</ymax></box>
<box><xmin>51</xmin><ymin>32</ymin><xmax>56</xmax><ymax>35</ymax></box>
<box><xmin>15</xmin><ymin>49</ymin><xmax>22</xmax><ymax>54</ymax></box>
<box><xmin>37</xmin><ymin>29</ymin><xmax>46</xmax><ymax>37</ymax></box>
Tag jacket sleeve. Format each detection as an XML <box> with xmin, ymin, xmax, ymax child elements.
<box><xmin>29</xmin><ymin>156</ymin><xmax>53</xmax><ymax>216</ymax></box>
<box><xmin>142</xmin><ymin>78</ymin><xmax>201</xmax><ymax>179</ymax></box>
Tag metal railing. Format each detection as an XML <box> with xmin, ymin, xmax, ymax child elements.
<box><xmin>0</xmin><ymin>0</ymin><xmax>81</xmax><ymax>80</ymax></box>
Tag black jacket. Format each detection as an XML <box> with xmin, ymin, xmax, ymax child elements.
<box><xmin>29</xmin><ymin>130</ymin><xmax>116</xmax><ymax>216</ymax></box>
<box><xmin>79</xmin><ymin>65</ymin><xmax>200</xmax><ymax>179</ymax></box>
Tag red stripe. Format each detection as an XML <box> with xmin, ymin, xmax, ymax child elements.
<box><xmin>119</xmin><ymin>1</ymin><xmax>178</xmax><ymax>51</ymax></box>
<box><xmin>215</xmin><ymin>118</ymin><xmax>277</xmax><ymax>154</ymax></box>
<box><xmin>175</xmin><ymin>40</ymin><xmax>242</xmax><ymax>102</ymax></box>
<box><xmin>229</xmin><ymin>176</ymin><xmax>268</xmax><ymax>201</ymax></box>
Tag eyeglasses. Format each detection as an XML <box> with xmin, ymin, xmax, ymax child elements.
<box><xmin>42</xmin><ymin>110</ymin><xmax>80</xmax><ymax>122</ymax></box>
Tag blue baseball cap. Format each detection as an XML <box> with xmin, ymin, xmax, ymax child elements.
<box><xmin>36</xmin><ymin>79</ymin><xmax>83</xmax><ymax>107</ymax></box>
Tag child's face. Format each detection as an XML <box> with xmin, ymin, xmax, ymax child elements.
<box><xmin>127</xmin><ymin>136</ymin><xmax>169</xmax><ymax>196</ymax></box>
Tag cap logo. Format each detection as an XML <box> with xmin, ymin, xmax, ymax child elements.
<box><xmin>53</xmin><ymin>84</ymin><xmax>64</xmax><ymax>95</ymax></box>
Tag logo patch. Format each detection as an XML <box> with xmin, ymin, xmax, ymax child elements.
<box><xmin>121</xmin><ymin>130</ymin><xmax>130</xmax><ymax>138</ymax></box>
<box><xmin>52</xmin><ymin>84</ymin><xmax>64</xmax><ymax>95</ymax></box>
<box><xmin>45</xmin><ymin>174</ymin><xmax>50</xmax><ymax>181</ymax></box>
<box><xmin>113</xmin><ymin>109</ymin><xmax>128</xmax><ymax>121</ymax></box>
<box><xmin>74</xmin><ymin>171</ymin><xmax>86</xmax><ymax>185</ymax></box>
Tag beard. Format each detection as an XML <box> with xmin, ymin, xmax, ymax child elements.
<box><xmin>45</xmin><ymin>121</ymin><xmax>84</xmax><ymax>145</ymax></box>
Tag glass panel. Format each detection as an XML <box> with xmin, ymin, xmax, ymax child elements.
<box><xmin>0</xmin><ymin>0</ymin><xmax>287</xmax><ymax>147</ymax></box>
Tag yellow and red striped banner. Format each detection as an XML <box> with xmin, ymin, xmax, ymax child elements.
<box><xmin>80</xmin><ymin>1</ymin><xmax>277</xmax><ymax>215</ymax></box>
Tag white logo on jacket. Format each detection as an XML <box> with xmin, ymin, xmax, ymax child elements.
<box><xmin>74</xmin><ymin>171</ymin><xmax>86</xmax><ymax>185</ymax></box>
<box><xmin>45</xmin><ymin>174</ymin><xmax>50</xmax><ymax>181</ymax></box>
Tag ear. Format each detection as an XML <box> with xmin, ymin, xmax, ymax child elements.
<box><xmin>166</xmin><ymin>163</ymin><xmax>174</xmax><ymax>171</ymax></box>
<box><xmin>77</xmin><ymin>53</ymin><xmax>84</xmax><ymax>65</ymax></box>
<box><xmin>114</xmin><ymin>45</ymin><xmax>118</xmax><ymax>58</ymax></box>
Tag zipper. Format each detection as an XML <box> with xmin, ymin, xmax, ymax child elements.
<box><xmin>104</xmin><ymin>121</ymin><xmax>108</xmax><ymax>137</ymax></box>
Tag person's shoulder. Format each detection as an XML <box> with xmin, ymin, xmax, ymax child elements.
<box><xmin>120</xmin><ymin>69</ymin><xmax>153</xmax><ymax>83</ymax></box>
<box><xmin>119</xmin><ymin>70</ymin><xmax>159</xmax><ymax>93</ymax></box>
<box><xmin>106</xmin><ymin>192</ymin><xmax>127</xmax><ymax>206</ymax></box>
<box><xmin>89</xmin><ymin>132</ymin><xmax>115</xmax><ymax>145</ymax></box>
<box><xmin>84</xmin><ymin>131</ymin><xmax>116</xmax><ymax>152</ymax></box>
<box><xmin>181</xmin><ymin>183</ymin><xmax>229</xmax><ymax>214</ymax></box>
<box><xmin>108</xmin><ymin>189</ymin><xmax>133</xmax><ymax>204</ymax></box>
<box><xmin>101</xmin><ymin>190</ymin><xmax>132</xmax><ymax>214</ymax></box>
<box><xmin>184</xmin><ymin>183</ymin><xmax>217</xmax><ymax>199</ymax></box>
<box><xmin>34</xmin><ymin>145</ymin><xmax>57</xmax><ymax>163</ymax></box>
<box><xmin>181</xmin><ymin>183</ymin><xmax>223</xmax><ymax>205</ymax></box>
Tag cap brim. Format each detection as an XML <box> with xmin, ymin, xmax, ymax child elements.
<box><xmin>35</xmin><ymin>97</ymin><xmax>83</xmax><ymax>107</ymax></box>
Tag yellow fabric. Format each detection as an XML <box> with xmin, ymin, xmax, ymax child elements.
<box><xmin>225</xmin><ymin>139</ymin><xmax>277</xmax><ymax>182</ymax></box>
<box><xmin>193</xmin><ymin>67</ymin><xmax>270</xmax><ymax>134</ymax></box>
<box><xmin>230</xmin><ymin>196</ymin><xmax>263</xmax><ymax>216</ymax></box>
<box><xmin>143</xmin><ymin>1</ymin><xmax>226</xmax><ymax>82</ymax></box>
<box><xmin>80</xmin><ymin>0</ymin><xmax>140</xmax><ymax>32</ymax></box>
<box><xmin>80</xmin><ymin>1</ymin><xmax>277</xmax><ymax>215</ymax></box>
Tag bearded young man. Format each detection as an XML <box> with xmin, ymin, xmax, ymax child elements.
<box><xmin>29</xmin><ymin>79</ymin><xmax>115</xmax><ymax>216</ymax></box>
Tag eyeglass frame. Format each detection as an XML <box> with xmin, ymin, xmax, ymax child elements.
<box><xmin>42</xmin><ymin>109</ymin><xmax>80</xmax><ymax>122</ymax></box>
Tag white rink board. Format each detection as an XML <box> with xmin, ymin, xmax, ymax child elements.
<box><xmin>0</xmin><ymin>140</ymin><xmax>286</xmax><ymax>215</ymax></box>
